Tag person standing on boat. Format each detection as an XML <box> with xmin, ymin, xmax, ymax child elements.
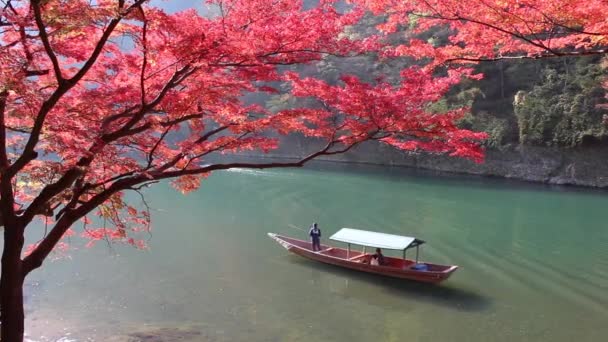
<box><xmin>309</xmin><ymin>222</ymin><xmax>322</xmax><ymax>251</ymax></box>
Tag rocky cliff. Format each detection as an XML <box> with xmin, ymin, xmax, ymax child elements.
<box><xmin>242</xmin><ymin>135</ymin><xmax>608</xmax><ymax>188</ymax></box>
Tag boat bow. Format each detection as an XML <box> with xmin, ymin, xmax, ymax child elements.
<box><xmin>268</xmin><ymin>232</ymin><xmax>293</xmax><ymax>250</ymax></box>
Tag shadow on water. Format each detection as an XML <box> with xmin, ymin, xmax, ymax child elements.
<box><xmin>288</xmin><ymin>257</ymin><xmax>491</xmax><ymax>313</ymax></box>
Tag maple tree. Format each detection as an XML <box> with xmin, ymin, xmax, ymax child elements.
<box><xmin>0</xmin><ymin>0</ymin><xmax>490</xmax><ymax>340</ymax></box>
<box><xmin>1</xmin><ymin>0</ymin><xmax>605</xmax><ymax>340</ymax></box>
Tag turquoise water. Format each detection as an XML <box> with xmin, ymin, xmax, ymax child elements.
<box><xmin>18</xmin><ymin>163</ymin><xmax>608</xmax><ymax>341</ymax></box>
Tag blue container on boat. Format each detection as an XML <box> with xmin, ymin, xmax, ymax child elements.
<box><xmin>412</xmin><ymin>263</ymin><xmax>428</xmax><ymax>271</ymax></box>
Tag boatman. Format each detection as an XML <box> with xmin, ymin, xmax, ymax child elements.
<box><xmin>309</xmin><ymin>222</ymin><xmax>322</xmax><ymax>251</ymax></box>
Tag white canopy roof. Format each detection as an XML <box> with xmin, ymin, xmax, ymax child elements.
<box><xmin>329</xmin><ymin>228</ymin><xmax>424</xmax><ymax>250</ymax></box>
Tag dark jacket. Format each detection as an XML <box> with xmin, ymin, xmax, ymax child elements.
<box><xmin>309</xmin><ymin>227</ymin><xmax>321</xmax><ymax>239</ymax></box>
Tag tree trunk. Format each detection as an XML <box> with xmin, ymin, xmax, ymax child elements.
<box><xmin>1</xmin><ymin>226</ymin><xmax>26</xmax><ymax>342</ymax></box>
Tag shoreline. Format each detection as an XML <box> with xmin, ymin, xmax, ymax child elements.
<box><xmin>214</xmin><ymin>153</ymin><xmax>608</xmax><ymax>192</ymax></box>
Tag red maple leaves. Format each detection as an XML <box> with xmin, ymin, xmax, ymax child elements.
<box><xmin>365</xmin><ymin>0</ymin><xmax>608</xmax><ymax>63</ymax></box>
<box><xmin>0</xmin><ymin>0</ymin><xmax>487</xmax><ymax>260</ymax></box>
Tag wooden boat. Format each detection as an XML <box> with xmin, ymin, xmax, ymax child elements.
<box><xmin>268</xmin><ymin>228</ymin><xmax>458</xmax><ymax>284</ymax></box>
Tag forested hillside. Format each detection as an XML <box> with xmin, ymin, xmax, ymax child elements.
<box><xmin>261</xmin><ymin>10</ymin><xmax>608</xmax><ymax>187</ymax></box>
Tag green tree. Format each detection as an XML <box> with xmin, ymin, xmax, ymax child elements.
<box><xmin>514</xmin><ymin>60</ymin><xmax>607</xmax><ymax>146</ymax></box>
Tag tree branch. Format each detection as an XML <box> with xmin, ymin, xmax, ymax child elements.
<box><xmin>7</xmin><ymin>1</ymin><xmax>149</xmax><ymax>179</ymax></box>
<box><xmin>154</xmin><ymin>139</ymin><xmax>337</xmax><ymax>179</ymax></box>
<box><xmin>24</xmin><ymin>69</ymin><xmax>50</xmax><ymax>76</ymax></box>
<box><xmin>153</xmin><ymin>124</ymin><xmax>231</xmax><ymax>173</ymax></box>
<box><xmin>68</xmin><ymin>0</ymin><xmax>149</xmax><ymax>85</ymax></box>
<box><xmin>100</xmin><ymin>105</ymin><xmax>140</xmax><ymax>133</ymax></box>
<box><xmin>0</xmin><ymin>90</ymin><xmax>8</xmax><ymax>170</ymax></box>
<box><xmin>138</xmin><ymin>6</ymin><xmax>148</xmax><ymax>106</ymax></box>
<box><xmin>19</xmin><ymin>166</ymin><xmax>87</xmax><ymax>226</ymax></box>
<box><xmin>31</xmin><ymin>0</ymin><xmax>63</xmax><ymax>83</ymax></box>
<box><xmin>145</xmin><ymin>126</ymin><xmax>173</xmax><ymax>169</ymax></box>
<box><xmin>443</xmin><ymin>48</ymin><xmax>608</xmax><ymax>63</ymax></box>
<box><xmin>115</xmin><ymin>112</ymin><xmax>203</xmax><ymax>140</ymax></box>
<box><xmin>103</xmin><ymin>65</ymin><xmax>195</xmax><ymax>142</ymax></box>
<box><xmin>21</xmin><ymin>136</ymin><xmax>348</xmax><ymax>274</ymax></box>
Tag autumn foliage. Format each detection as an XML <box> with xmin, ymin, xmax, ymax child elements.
<box><xmin>6</xmin><ymin>0</ymin><xmax>603</xmax><ymax>340</ymax></box>
<box><xmin>366</xmin><ymin>0</ymin><xmax>608</xmax><ymax>64</ymax></box>
<box><xmin>1</xmin><ymin>0</ymin><xmax>485</xmax><ymax>265</ymax></box>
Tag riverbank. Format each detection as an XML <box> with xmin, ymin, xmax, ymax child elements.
<box><xmin>239</xmin><ymin>136</ymin><xmax>608</xmax><ymax>188</ymax></box>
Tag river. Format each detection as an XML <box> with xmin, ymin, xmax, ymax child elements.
<box><xmin>18</xmin><ymin>162</ymin><xmax>608</xmax><ymax>341</ymax></box>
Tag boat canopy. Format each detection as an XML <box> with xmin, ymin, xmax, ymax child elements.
<box><xmin>329</xmin><ymin>228</ymin><xmax>425</xmax><ymax>251</ymax></box>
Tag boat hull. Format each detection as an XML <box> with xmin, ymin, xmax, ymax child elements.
<box><xmin>268</xmin><ymin>233</ymin><xmax>458</xmax><ymax>284</ymax></box>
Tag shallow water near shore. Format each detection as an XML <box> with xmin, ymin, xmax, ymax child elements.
<box><xmin>14</xmin><ymin>163</ymin><xmax>608</xmax><ymax>341</ymax></box>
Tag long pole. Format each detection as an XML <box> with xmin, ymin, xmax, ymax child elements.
<box><xmin>288</xmin><ymin>224</ymin><xmax>307</xmax><ymax>233</ymax></box>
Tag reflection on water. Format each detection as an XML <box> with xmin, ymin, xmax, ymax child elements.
<box><xmin>14</xmin><ymin>162</ymin><xmax>608</xmax><ymax>341</ymax></box>
<box><xmin>290</xmin><ymin>257</ymin><xmax>490</xmax><ymax>313</ymax></box>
